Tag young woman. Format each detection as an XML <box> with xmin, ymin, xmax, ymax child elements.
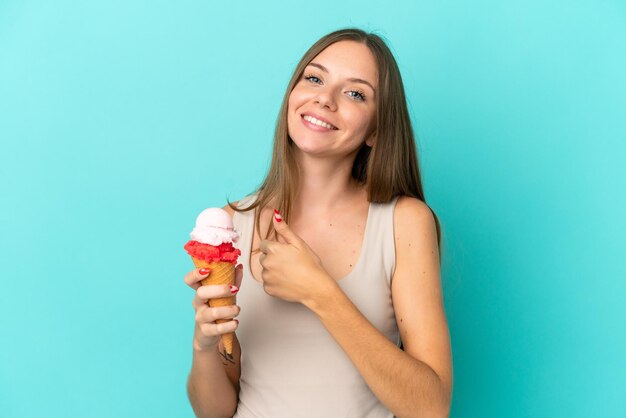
<box><xmin>183</xmin><ymin>28</ymin><xmax>453</xmax><ymax>418</ymax></box>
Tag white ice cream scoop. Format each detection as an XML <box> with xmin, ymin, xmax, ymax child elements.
<box><xmin>190</xmin><ymin>207</ymin><xmax>240</xmax><ymax>246</ymax></box>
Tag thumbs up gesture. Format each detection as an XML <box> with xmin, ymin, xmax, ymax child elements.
<box><xmin>258</xmin><ymin>209</ymin><xmax>335</xmax><ymax>307</ymax></box>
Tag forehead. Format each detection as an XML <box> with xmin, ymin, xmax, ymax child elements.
<box><xmin>309</xmin><ymin>41</ymin><xmax>378</xmax><ymax>87</ymax></box>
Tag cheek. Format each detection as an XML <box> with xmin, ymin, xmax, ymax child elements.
<box><xmin>288</xmin><ymin>85</ymin><xmax>308</xmax><ymax>111</ymax></box>
<box><xmin>343</xmin><ymin>108</ymin><xmax>374</xmax><ymax>134</ymax></box>
<box><xmin>287</xmin><ymin>87</ymin><xmax>313</xmax><ymax>131</ymax></box>
<box><xmin>287</xmin><ymin>95</ymin><xmax>302</xmax><ymax>137</ymax></box>
<box><xmin>287</xmin><ymin>92</ymin><xmax>296</xmax><ymax>115</ymax></box>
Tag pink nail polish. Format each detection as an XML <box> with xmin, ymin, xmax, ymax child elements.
<box><xmin>274</xmin><ymin>210</ymin><xmax>283</xmax><ymax>222</ymax></box>
<box><xmin>230</xmin><ymin>285</ymin><xmax>239</xmax><ymax>294</ymax></box>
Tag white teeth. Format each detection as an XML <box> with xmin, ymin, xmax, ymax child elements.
<box><xmin>303</xmin><ymin>115</ymin><xmax>336</xmax><ymax>130</ymax></box>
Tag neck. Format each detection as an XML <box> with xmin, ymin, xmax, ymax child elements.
<box><xmin>291</xmin><ymin>151</ymin><xmax>365</xmax><ymax>216</ymax></box>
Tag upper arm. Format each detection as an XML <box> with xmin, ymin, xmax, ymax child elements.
<box><xmin>391</xmin><ymin>197</ymin><xmax>453</xmax><ymax>398</ymax></box>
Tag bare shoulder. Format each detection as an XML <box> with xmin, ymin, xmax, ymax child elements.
<box><xmin>393</xmin><ymin>196</ymin><xmax>438</xmax><ymax>246</ymax></box>
<box><xmin>394</xmin><ymin>195</ymin><xmax>434</xmax><ymax>214</ymax></box>
<box><xmin>222</xmin><ymin>201</ymin><xmax>239</xmax><ymax>218</ymax></box>
<box><xmin>391</xmin><ymin>195</ymin><xmax>441</xmax><ymax>291</ymax></box>
<box><xmin>392</xmin><ymin>195</ymin><xmax>440</xmax><ymax>284</ymax></box>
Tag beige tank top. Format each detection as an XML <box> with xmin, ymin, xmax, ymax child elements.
<box><xmin>232</xmin><ymin>194</ymin><xmax>401</xmax><ymax>418</ymax></box>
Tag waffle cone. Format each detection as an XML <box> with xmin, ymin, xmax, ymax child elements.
<box><xmin>191</xmin><ymin>256</ymin><xmax>236</xmax><ymax>356</ymax></box>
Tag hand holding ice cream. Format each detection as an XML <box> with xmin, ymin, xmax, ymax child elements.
<box><xmin>184</xmin><ymin>207</ymin><xmax>242</xmax><ymax>359</ymax></box>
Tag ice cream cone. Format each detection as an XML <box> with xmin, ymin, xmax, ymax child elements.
<box><xmin>185</xmin><ymin>207</ymin><xmax>241</xmax><ymax>360</ymax></box>
<box><xmin>191</xmin><ymin>256</ymin><xmax>236</xmax><ymax>356</ymax></box>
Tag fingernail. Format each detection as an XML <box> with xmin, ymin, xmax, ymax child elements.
<box><xmin>229</xmin><ymin>285</ymin><xmax>239</xmax><ymax>294</ymax></box>
<box><xmin>236</xmin><ymin>264</ymin><xmax>243</xmax><ymax>270</ymax></box>
<box><xmin>199</xmin><ymin>268</ymin><xmax>211</xmax><ymax>275</ymax></box>
<box><xmin>234</xmin><ymin>319</ymin><xmax>239</xmax><ymax>325</ymax></box>
<box><xmin>273</xmin><ymin>209</ymin><xmax>283</xmax><ymax>222</ymax></box>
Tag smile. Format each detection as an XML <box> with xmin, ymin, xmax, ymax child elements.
<box><xmin>302</xmin><ymin>115</ymin><xmax>338</xmax><ymax>130</ymax></box>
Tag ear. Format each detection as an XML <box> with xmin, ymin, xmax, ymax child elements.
<box><xmin>365</xmin><ymin>131</ymin><xmax>376</xmax><ymax>147</ymax></box>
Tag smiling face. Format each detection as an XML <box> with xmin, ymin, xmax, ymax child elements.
<box><xmin>287</xmin><ymin>40</ymin><xmax>378</xmax><ymax>160</ymax></box>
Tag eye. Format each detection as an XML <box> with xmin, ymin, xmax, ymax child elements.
<box><xmin>347</xmin><ymin>90</ymin><xmax>366</xmax><ymax>102</ymax></box>
<box><xmin>303</xmin><ymin>74</ymin><xmax>322</xmax><ymax>84</ymax></box>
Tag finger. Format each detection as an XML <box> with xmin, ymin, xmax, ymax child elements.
<box><xmin>192</xmin><ymin>292</ymin><xmax>210</xmax><ymax>310</ymax></box>
<box><xmin>196</xmin><ymin>284</ymin><xmax>238</xmax><ymax>301</ymax></box>
<box><xmin>272</xmin><ymin>209</ymin><xmax>301</xmax><ymax>246</ymax></box>
<box><xmin>216</xmin><ymin>319</ymin><xmax>239</xmax><ymax>335</ymax></box>
<box><xmin>196</xmin><ymin>304</ymin><xmax>241</xmax><ymax>324</ymax></box>
<box><xmin>201</xmin><ymin>319</ymin><xmax>239</xmax><ymax>337</ymax></box>
<box><xmin>262</xmin><ymin>281</ymin><xmax>274</xmax><ymax>297</ymax></box>
<box><xmin>184</xmin><ymin>267</ymin><xmax>212</xmax><ymax>290</ymax></box>
<box><xmin>259</xmin><ymin>239</ymin><xmax>280</xmax><ymax>254</ymax></box>
<box><xmin>259</xmin><ymin>253</ymin><xmax>275</xmax><ymax>270</ymax></box>
<box><xmin>235</xmin><ymin>264</ymin><xmax>243</xmax><ymax>288</ymax></box>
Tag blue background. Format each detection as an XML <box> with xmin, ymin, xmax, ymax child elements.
<box><xmin>1</xmin><ymin>1</ymin><xmax>625</xmax><ymax>417</ymax></box>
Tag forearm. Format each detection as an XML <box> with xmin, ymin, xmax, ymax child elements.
<box><xmin>306</xmin><ymin>283</ymin><xmax>450</xmax><ymax>418</ymax></box>
<box><xmin>187</xmin><ymin>334</ymin><xmax>238</xmax><ymax>418</ymax></box>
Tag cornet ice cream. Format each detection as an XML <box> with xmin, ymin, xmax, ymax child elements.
<box><xmin>184</xmin><ymin>207</ymin><xmax>241</xmax><ymax>358</ymax></box>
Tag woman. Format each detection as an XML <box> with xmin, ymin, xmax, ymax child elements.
<box><xmin>184</xmin><ymin>28</ymin><xmax>453</xmax><ymax>418</ymax></box>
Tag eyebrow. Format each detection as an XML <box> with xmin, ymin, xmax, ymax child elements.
<box><xmin>307</xmin><ymin>62</ymin><xmax>376</xmax><ymax>94</ymax></box>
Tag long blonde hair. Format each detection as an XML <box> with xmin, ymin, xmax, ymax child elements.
<box><xmin>229</xmin><ymin>28</ymin><xmax>442</xmax><ymax>258</ymax></box>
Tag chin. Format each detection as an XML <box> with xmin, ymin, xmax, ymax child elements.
<box><xmin>288</xmin><ymin>125</ymin><xmax>315</xmax><ymax>150</ymax></box>
<box><xmin>290</xmin><ymin>137</ymin><xmax>323</xmax><ymax>155</ymax></box>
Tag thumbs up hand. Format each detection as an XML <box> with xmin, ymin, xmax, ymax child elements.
<box><xmin>258</xmin><ymin>209</ymin><xmax>335</xmax><ymax>308</ymax></box>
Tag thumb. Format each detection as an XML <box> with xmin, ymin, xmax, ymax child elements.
<box><xmin>234</xmin><ymin>263</ymin><xmax>243</xmax><ymax>288</ymax></box>
<box><xmin>273</xmin><ymin>209</ymin><xmax>301</xmax><ymax>246</ymax></box>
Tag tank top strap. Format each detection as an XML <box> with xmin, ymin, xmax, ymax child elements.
<box><xmin>364</xmin><ymin>196</ymin><xmax>400</xmax><ymax>286</ymax></box>
<box><xmin>232</xmin><ymin>194</ymin><xmax>258</xmax><ymax>261</ymax></box>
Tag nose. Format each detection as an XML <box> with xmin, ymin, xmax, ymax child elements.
<box><xmin>314</xmin><ymin>90</ymin><xmax>337</xmax><ymax>111</ymax></box>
